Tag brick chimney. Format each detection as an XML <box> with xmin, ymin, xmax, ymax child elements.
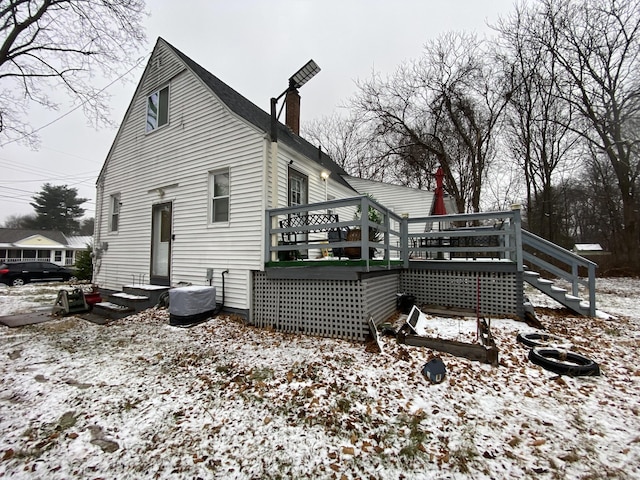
<box><xmin>285</xmin><ymin>88</ymin><xmax>301</xmax><ymax>135</ymax></box>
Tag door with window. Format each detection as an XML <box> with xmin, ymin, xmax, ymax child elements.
<box><xmin>150</xmin><ymin>202</ymin><xmax>172</xmax><ymax>286</ymax></box>
<box><xmin>288</xmin><ymin>168</ymin><xmax>308</xmax><ymax>255</ymax></box>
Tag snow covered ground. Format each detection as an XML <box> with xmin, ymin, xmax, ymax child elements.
<box><xmin>0</xmin><ymin>279</ymin><xmax>639</xmax><ymax>479</ymax></box>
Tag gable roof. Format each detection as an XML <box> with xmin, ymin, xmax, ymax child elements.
<box><xmin>0</xmin><ymin>228</ymin><xmax>67</xmax><ymax>245</ymax></box>
<box><xmin>161</xmin><ymin>39</ymin><xmax>355</xmax><ymax>192</ymax></box>
<box><xmin>0</xmin><ymin>229</ymin><xmax>92</xmax><ymax>249</ymax></box>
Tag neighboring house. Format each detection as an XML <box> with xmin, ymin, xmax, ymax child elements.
<box><xmin>0</xmin><ymin>228</ymin><xmax>92</xmax><ymax>266</ymax></box>
<box><xmin>343</xmin><ymin>176</ymin><xmax>434</xmax><ymax>233</ymax></box>
<box><xmin>342</xmin><ymin>176</ymin><xmax>458</xmax><ymax>234</ymax></box>
<box><xmin>572</xmin><ymin>243</ymin><xmax>609</xmax><ymax>258</ymax></box>
<box><xmin>94</xmin><ymin>38</ymin><xmax>434</xmax><ymax>318</ymax></box>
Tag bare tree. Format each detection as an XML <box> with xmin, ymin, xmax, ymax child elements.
<box><xmin>517</xmin><ymin>0</ymin><xmax>640</xmax><ymax>267</ymax></box>
<box><xmin>352</xmin><ymin>32</ymin><xmax>510</xmax><ymax>213</ymax></box>
<box><xmin>2</xmin><ymin>213</ymin><xmax>35</xmax><ymax>228</ymax></box>
<box><xmin>0</xmin><ymin>0</ymin><xmax>147</xmax><ymax>146</ymax></box>
<box><xmin>495</xmin><ymin>4</ymin><xmax>581</xmax><ymax>243</ymax></box>
<box><xmin>302</xmin><ymin>113</ymin><xmax>387</xmax><ymax>181</ymax></box>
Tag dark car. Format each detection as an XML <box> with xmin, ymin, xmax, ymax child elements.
<box><xmin>0</xmin><ymin>262</ymin><xmax>77</xmax><ymax>287</ymax></box>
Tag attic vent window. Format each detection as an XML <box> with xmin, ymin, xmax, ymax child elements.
<box><xmin>146</xmin><ymin>86</ymin><xmax>169</xmax><ymax>132</ymax></box>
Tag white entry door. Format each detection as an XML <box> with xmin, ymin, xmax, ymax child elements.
<box><xmin>150</xmin><ymin>202</ymin><xmax>172</xmax><ymax>285</ymax></box>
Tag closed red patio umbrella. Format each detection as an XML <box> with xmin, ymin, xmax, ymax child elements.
<box><xmin>433</xmin><ymin>167</ymin><xmax>446</xmax><ymax>215</ymax></box>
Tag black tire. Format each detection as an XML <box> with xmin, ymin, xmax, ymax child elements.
<box><xmin>517</xmin><ymin>332</ymin><xmax>569</xmax><ymax>348</ymax></box>
<box><xmin>11</xmin><ymin>277</ymin><xmax>27</xmax><ymax>287</ymax></box>
<box><xmin>528</xmin><ymin>348</ymin><xmax>600</xmax><ymax>376</ymax></box>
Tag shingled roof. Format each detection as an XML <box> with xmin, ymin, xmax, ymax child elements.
<box><xmin>0</xmin><ymin>228</ymin><xmax>68</xmax><ymax>245</ymax></box>
<box><xmin>163</xmin><ymin>39</ymin><xmax>355</xmax><ymax>192</ymax></box>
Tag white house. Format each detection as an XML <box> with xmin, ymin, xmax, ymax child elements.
<box><xmin>0</xmin><ymin>229</ymin><xmax>91</xmax><ymax>266</ymax></box>
<box><xmin>94</xmin><ymin>38</ymin><xmax>600</xmax><ymax>336</ymax></box>
<box><xmin>94</xmin><ymin>38</ymin><xmax>437</xmax><ymax>319</ymax></box>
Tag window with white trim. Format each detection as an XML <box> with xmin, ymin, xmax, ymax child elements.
<box><xmin>146</xmin><ymin>86</ymin><xmax>169</xmax><ymax>132</ymax></box>
<box><xmin>110</xmin><ymin>194</ymin><xmax>121</xmax><ymax>232</ymax></box>
<box><xmin>209</xmin><ymin>169</ymin><xmax>229</xmax><ymax>223</ymax></box>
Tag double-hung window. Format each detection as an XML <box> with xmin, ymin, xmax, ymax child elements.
<box><xmin>110</xmin><ymin>194</ymin><xmax>121</xmax><ymax>232</ymax></box>
<box><xmin>210</xmin><ymin>169</ymin><xmax>229</xmax><ymax>223</ymax></box>
<box><xmin>146</xmin><ymin>86</ymin><xmax>169</xmax><ymax>132</ymax></box>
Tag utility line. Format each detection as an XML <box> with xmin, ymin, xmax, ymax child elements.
<box><xmin>0</xmin><ymin>53</ymin><xmax>150</xmax><ymax>148</ymax></box>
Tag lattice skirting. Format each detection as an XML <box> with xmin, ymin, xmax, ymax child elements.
<box><xmin>252</xmin><ymin>272</ymin><xmax>399</xmax><ymax>341</ymax></box>
<box><xmin>400</xmin><ymin>269</ymin><xmax>521</xmax><ymax>317</ymax></box>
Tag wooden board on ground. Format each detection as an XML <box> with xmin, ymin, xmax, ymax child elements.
<box><xmin>422</xmin><ymin>305</ymin><xmax>477</xmax><ymax>318</ymax></box>
<box><xmin>368</xmin><ymin>316</ymin><xmax>384</xmax><ymax>354</ymax></box>
<box><xmin>398</xmin><ymin>331</ymin><xmax>499</xmax><ymax>366</ymax></box>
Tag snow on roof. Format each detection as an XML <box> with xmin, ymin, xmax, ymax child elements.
<box><xmin>64</xmin><ymin>235</ymin><xmax>93</xmax><ymax>249</ymax></box>
<box><xmin>573</xmin><ymin>243</ymin><xmax>603</xmax><ymax>251</ymax></box>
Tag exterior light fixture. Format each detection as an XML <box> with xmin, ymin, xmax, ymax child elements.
<box><xmin>289</xmin><ymin>60</ymin><xmax>321</xmax><ymax>89</ymax></box>
<box><xmin>320</xmin><ymin>171</ymin><xmax>330</xmax><ymax>181</ymax></box>
<box><xmin>269</xmin><ymin>59</ymin><xmax>321</xmax><ymax>216</ymax></box>
<box><xmin>270</xmin><ymin>59</ymin><xmax>321</xmax><ymax>142</ymax></box>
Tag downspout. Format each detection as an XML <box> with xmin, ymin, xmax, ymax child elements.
<box><xmin>269</xmin><ymin>97</ymin><xmax>279</xmax><ymax>262</ymax></box>
<box><xmin>270</xmin><ymin>97</ymin><xmax>279</xmax><ymax>209</ymax></box>
<box><xmin>93</xmin><ymin>178</ymin><xmax>104</xmax><ymax>278</ymax></box>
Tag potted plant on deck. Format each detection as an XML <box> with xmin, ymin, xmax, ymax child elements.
<box><xmin>345</xmin><ymin>195</ymin><xmax>383</xmax><ymax>259</ymax></box>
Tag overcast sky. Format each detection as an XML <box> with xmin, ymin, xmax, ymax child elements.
<box><xmin>0</xmin><ymin>0</ymin><xmax>516</xmax><ymax>225</ymax></box>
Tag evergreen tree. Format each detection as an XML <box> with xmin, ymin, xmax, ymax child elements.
<box><xmin>74</xmin><ymin>246</ymin><xmax>93</xmax><ymax>281</ymax></box>
<box><xmin>25</xmin><ymin>184</ymin><xmax>88</xmax><ymax>234</ymax></box>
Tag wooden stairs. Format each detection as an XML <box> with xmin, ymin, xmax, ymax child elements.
<box><xmin>524</xmin><ymin>269</ymin><xmax>592</xmax><ymax>316</ymax></box>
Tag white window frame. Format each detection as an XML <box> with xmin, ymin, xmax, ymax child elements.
<box><xmin>110</xmin><ymin>194</ymin><xmax>121</xmax><ymax>232</ymax></box>
<box><xmin>146</xmin><ymin>85</ymin><xmax>170</xmax><ymax>133</ymax></box>
<box><xmin>209</xmin><ymin>169</ymin><xmax>230</xmax><ymax>224</ymax></box>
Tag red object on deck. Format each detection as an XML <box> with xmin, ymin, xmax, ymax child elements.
<box><xmin>433</xmin><ymin>167</ymin><xmax>447</xmax><ymax>215</ymax></box>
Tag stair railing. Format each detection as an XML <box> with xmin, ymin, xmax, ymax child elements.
<box><xmin>521</xmin><ymin>230</ymin><xmax>597</xmax><ymax>316</ymax></box>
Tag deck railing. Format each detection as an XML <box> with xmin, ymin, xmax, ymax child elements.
<box><xmin>265</xmin><ymin>198</ymin><xmax>523</xmax><ymax>269</ymax></box>
<box><xmin>405</xmin><ymin>210</ymin><xmax>522</xmax><ymax>267</ymax></box>
<box><xmin>1</xmin><ymin>257</ymin><xmax>74</xmax><ymax>266</ymax></box>
<box><xmin>265</xmin><ymin>196</ymin><xmax>405</xmax><ymax>270</ymax></box>
<box><xmin>266</xmin><ymin>199</ymin><xmax>597</xmax><ymax>313</ymax></box>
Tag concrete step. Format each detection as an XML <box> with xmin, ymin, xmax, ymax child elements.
<box><xmin>110</xmin><ymin>292</ymin><xmax>153</xmax><ymax>311</ymax></box>
<box><xmin>93</xmin><ymin>301</ymin><xmax>135</xmax><ymax>320</ymax></box>
<box><xmin>122</xmin><ymin>285</ymin><xmax>169</xmax><ymax>307</ymax></box>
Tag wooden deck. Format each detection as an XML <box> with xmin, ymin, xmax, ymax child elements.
<box><xmin>265</xmin><ymin>197</ymin><xmax>597</xmax><ymax>316</ymax></box>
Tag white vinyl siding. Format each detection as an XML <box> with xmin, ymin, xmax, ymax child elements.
<box><xmin>95</xmin><ymin>40</ymin><xmax>266</xmax><ymax>313</ymax></box>
<box><xmin>343</xmin><ymin>176</ymin><xmax>436</xmax><ymax>234</ymax></box>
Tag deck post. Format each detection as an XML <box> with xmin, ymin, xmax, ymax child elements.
<box><xmin>588</xmin><ymin>264</ymin><xmax>596</xmax><ymax>316</ymax></box>
<box><xmin>383</xmin><ymin>210</ymin><xmax>390</xmax><ymax>264</ymax></box>
<box><xmin>511</xmin><ymin>205</ymin><xmax>523</xmax><ymax>272</ymax></box>
<box><xmin>402</xmin><ymin>217</ymin><xmax>409</xmax><ymax>269</ymax></box>
<box><xmin>265</xmin><ymin>210</ymin><xmax>273</xmax><ymax>262</ymax></box>
<box><xmin>571</xmin><ymin>263</ymin><xmax>579</xmax><ymax>297</ymax></box>
<box><xmin>362</xmin><ymin>196</ymin><xmax>369</xmax><ymax>271</ymax></box>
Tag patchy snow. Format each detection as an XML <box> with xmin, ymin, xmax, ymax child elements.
<box><xmin>0</xmin><ymin>279</ymin><xmax>639</xmax><ymax>479</ymax></box>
